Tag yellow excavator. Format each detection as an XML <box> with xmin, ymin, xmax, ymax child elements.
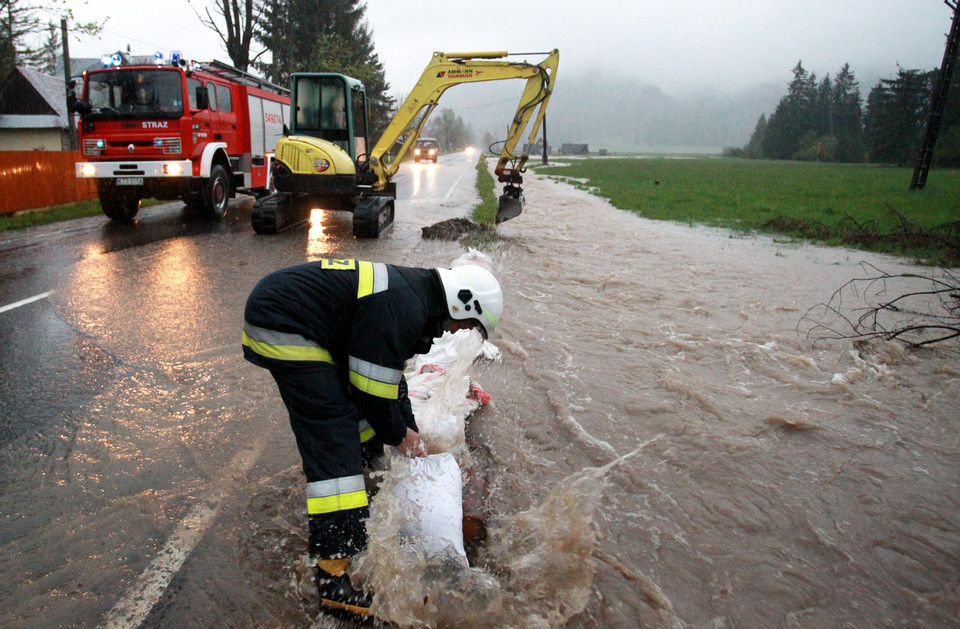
<box><xmin>252</xmin><ymin>49</ymin><xmax>559</xmax><ymax>236</ymax></box>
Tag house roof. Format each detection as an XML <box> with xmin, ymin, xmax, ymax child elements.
<box><xmin>55</xmin><ymin>57</ymin><xmax>104</xmax><ymax>80</ymax></box>
<box><xmin>0</xmin><ymin>67</ymin><xmax>67</xmax><ymax>128</ymax></box>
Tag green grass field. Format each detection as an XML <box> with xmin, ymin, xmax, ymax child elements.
<box><xmin>533</xmin><ymin>157</ymin><xmax>960</xmax><ymax>265</ymax></box>
<box><xmin>0</xmin><ymin>199</ymin><xmax>104</xmax><ymax>232</ymax></box>
<box><xmin>0</xmin><ymin>198</ymin><xmax>169</xmax><ymax>233</ymax></box>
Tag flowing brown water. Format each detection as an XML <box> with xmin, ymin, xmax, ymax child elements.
<box><xmin>240</xmin><ymin>165</ymin><xmax>960</xmax><ymax>627</ymax></box>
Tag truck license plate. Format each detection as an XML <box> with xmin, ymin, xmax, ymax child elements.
<box><xmin>115</xmin><ymin>177</ymin><xmax>143</xmax><ymax>186</ymax></box>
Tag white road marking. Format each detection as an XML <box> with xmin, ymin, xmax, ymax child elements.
<box><xmin>0</xmin><ymin>291</ymin><xmax>54</xmax><ymax>314</ymax></box>
<box><xmin>99</xmin><ymin>443</ymin><xmax>264</xmax><ymax>628</ymax></box>
<box><xmin>444</xmin><ymin>174</ymin><xmax>463</xmax><ymax>199</ymax></box>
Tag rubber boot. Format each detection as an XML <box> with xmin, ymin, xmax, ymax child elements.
<box><xmin>315</xmin><ymin>558</ymin><xmax>373</xmax><ymax>622</ymax></box>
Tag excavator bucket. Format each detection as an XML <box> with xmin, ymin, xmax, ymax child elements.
<box><xmin>496</xmin><ymin>184</ymin><xmax>524</xmax><ymax>224</ymax></box>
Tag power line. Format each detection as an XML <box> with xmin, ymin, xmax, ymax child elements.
<box><xmin>459</xmin><ymin>97</ymin><xmax>521</xmax><ymax>111</ymax></box>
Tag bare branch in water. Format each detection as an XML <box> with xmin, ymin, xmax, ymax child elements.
<box><xmin>799</xmin><ymin>262</ymin><xmax>960</xmax><ymax>349</ymax></box>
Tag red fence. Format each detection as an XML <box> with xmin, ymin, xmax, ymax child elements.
<box><xmin>0</xmin><ymin>151</ymin><xmax>98</xmax><ymax>215</ymax></box>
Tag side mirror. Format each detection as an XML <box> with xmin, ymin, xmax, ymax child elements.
<box><xmin>66</xmin><ymin>80</ymin><xmax>85</xmax><ymax>114</ymax></box>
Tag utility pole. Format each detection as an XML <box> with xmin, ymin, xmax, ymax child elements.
<box><xmin>60</xmin><ymin>17</ymin><xmax>77</xmax><ymax>150</ymax></box>
<box><xmin>910</xmin><ymin>0</ymin><xmax>960</xmax><ymax>190</ymax></box>
<box><xmin>541</xmin><ymin>116</ymin><xmax>548</xmax><ymax>165</ymax></box>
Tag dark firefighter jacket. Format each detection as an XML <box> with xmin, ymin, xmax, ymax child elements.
<box><xmin>242</xmin><ymin>259</ymin><xmax>449</xmax><ymax>447</ymax></box>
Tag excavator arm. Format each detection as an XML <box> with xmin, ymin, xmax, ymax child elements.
<box><xmin>252</xmin><ymin>49</ymin><xmax>558</xmax><ymax>236</ymax></box>
<box><xmin>368</xmin><ymin>49</ymin><xmax>559</xmax><ymax>222</ymax></box>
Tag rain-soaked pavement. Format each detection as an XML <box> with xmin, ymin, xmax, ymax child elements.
<box><xmin>0</xmin><ymin>152</ymin><xmax>481</xmax><ymax>628</ymax></box>
<box><xmin>1</xmin><ymin>151</ymin><xmax>958</xmax><ymax>628</ymax></box>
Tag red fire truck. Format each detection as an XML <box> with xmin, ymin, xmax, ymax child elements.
<box><xmin>73</xmin><ymin>53</ymin><xmax>290</xmax><ymax>222</ymax></box>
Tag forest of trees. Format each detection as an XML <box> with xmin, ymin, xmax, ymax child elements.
<box><xmin>253</xmin><ymin>0</ymin><xmax>394</xmax><ymax>134</ymax></box>
<box><xmin>423</xmin><ymin>108</ymin><xmax>473</xmax><ymax>153</ymax></box>
<box><xmin>735</xmin><ymin>59</ymin><xmax>960</xmax><ymax>167</ymax></box>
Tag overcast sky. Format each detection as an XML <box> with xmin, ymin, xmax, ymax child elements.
<box><xmin>67</xmin><ymin>0</ymin><xmax>953</xmax><ymax>95</ymax></box>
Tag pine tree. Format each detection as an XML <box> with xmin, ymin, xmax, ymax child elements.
<box><xmin>743</xmin><ymin>114</ymin><xmax>767</xmax><ymax>159</ymax></box>
<box><xmin>865</xmin><ymin>68</ymin><xmax>934</xmax><ymax>165</ymax></box>
<box><xmin>762</xmin><ymin>61</ymin><xmax>816</xmax><ymax>159</ymax></box>
<box><xmin>255</xmin><ymin>0</ymin><xmax>394</xmax><ymax>136</ymax></box>
<box><xmin>832</xmin><ymin>64</ymin><xmax>865</xmax><ymax>162</ymax></box>
<box><xmin>257</xmin><ymin>0</ymin><xmax>364</xmax><ymax>85</ymax></box>
<box><xmin>0</xmin><ymin>0</ymin><xmax>42</xmax><ymax>77</ymax></box>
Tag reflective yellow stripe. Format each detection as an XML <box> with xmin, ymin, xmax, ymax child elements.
<box><xmin>318</xmin><ymin>259</ymin><xmax>386</xmax><ymax>299</ymax></box>
<box><xmin>348</xmin><ymin>356</ymin><xmax>402</xmax><ymax>399</ymax></box>
<box><xmin>306</xmin><ymin>475</ymin><xmax>368</xmax><ymax>515</ymax></box>
<box><xmin>357</xmin><ymin>261</ymin><xmax>374</xmax><ymax>298</ymax></box>
<box><xmin>307</xmin><ymin>490</ymin><xmax>368</xmax><ymax>514</ymax></box>
<box><xmin>358</xmin><ymin>420</ymin><xmax>376</xmax><ymax>443</ymax></box>
<box><xmin>349</xmin><ymin>371</ymin><xmax>400</xmax><ymax>398</ymax></box>
<box><xmin>242</xmin><ymin>330</ymin><xmax>334</xmax><ymax>363</ymax></box>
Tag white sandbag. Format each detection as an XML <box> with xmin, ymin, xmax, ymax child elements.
<box><xmin>376</xmin><ymin>271</ymin><xmax>502</xmax><ymax>567</ymax></box>
<box><xmin>391</xmin><ymin>452</ymin><xmax>466</xmax><ymax>561</ymax></box>
<box><xmin>405</xmin><ymin>329</ymin><xmax>499</xmax><ymax>453</ymax></box>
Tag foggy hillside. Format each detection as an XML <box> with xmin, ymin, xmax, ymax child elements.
<box><xmin>428</xmin><ymin>71</ymin><xmax>784</xmax><ymax>154</ymax></box>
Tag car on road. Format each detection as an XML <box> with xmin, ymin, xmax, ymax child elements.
<box><xmin>413</xmin><ymin>137</ymin><xmax>439</xmax><ymax>163</ymax></box>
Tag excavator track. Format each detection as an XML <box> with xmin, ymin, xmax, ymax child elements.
<box><xmin>251</xmin><ymin>193</ymin><xmax>312</xmax><ymax>234</ymax></box>
<box><xmin>352</xmin><ymin>196</ymin><xmax>395</xmax><ymax>238</ymax></box>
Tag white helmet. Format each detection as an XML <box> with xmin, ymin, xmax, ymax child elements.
<box><xmin>436</xmin><ymin>265</ymin><xmax>503</xmax><ymax>337</ymax></box>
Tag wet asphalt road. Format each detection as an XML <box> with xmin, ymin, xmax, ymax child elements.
<box><xmin>0</xmin><ymin>202</ymin><xmax>252</xmax><ymax>450</ymax></box>
<box><xmin>0</xmin><ymin>153</ymin><xmax>477</xmax><ymax>628</ymax></box>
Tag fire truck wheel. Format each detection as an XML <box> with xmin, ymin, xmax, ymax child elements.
<box><xmin>99</xmin><ymin>189</ymin><xmax>140</xmax><ymax>222</ymax></box>
<box><xmin>203</xmin><ymin>164</ymin><xmax>231</xmax><ymax>219</ymax></box>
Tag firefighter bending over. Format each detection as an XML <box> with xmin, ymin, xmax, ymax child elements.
<box><xmin>241</xmin><ymin>259</ymin><xmax>503</xmax><ymax>619</ymax></box>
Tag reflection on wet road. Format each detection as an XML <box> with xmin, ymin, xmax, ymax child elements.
<box><xmin>0</xmin><ymin>152</ymin><xmax>481</xmax><ymax>628</ymax></box>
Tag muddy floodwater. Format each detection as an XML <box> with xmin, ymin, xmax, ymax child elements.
<box><xmin>465</xmin><ymin>170</ymin><xmax>959</xmax><ymax>628</ymax></box>
<box><xmin>8</xmin><ymin>157</ymin><xmax>956</xmax><ymax>628</ymax></box>
<box><xmin>241</xmin><ymin>165</ymin><xmax>960</xmax><ymax>628</ymax></box>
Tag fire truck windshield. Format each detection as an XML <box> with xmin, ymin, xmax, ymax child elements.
<box><xmin>84</xmin><ymin>69</ymin><xmax>184</xmax><ymax>120</ymax></box>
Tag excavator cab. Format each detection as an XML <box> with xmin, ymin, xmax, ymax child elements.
<box><xmin>254</xmin><ymin>72</ymin><xmax>393</xmax><ymax>236</ymax></box>
<box><xmin>290</xmin><ymin>73</ymin><xmax>369</xmax><ymax>165</ymax></box>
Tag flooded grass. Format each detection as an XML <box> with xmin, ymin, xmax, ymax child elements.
<box><xmin>533</xmin><ymin>158</ymin><xmax>960</xmax><ymax>265</ymax></box>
